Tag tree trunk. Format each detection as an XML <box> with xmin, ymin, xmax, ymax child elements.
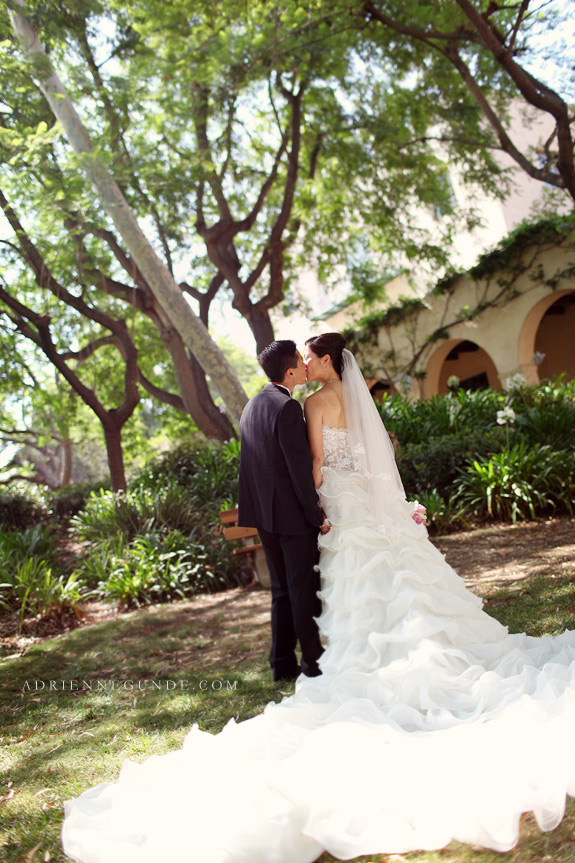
<box><xmin>8</xmin><ymin>1</ymin><xmax>249</xmax><ymax>425</ymax></box>
<box><xmin>59</xmin><ymin>438</ymin><xmax>73</xmax><ymax>486</ymax></box>
<box><xmin>246</xmin><ymin>306</ymin><xmax>276</xmax><ymax>355</ymax></box>
<box><xmin>159</xmin><ymin>325</ymin><xmax>236</xmax><ymax>440</ymax></box>
<box><xmin>103</xmin><ymin>424</ymin><xmax>126</xmax><ymax>491</ymax></box>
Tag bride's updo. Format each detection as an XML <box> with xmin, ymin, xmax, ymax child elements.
<box><xmin>305</xmin><ymin>333</ymin><xmax>347</xmax><ymax>378</ymax></box>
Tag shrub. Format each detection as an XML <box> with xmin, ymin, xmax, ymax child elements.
<box><xmin>415</xmin><ymin>488</ymin><xmax>470</xmax><ymax>535</ymax></box>
<box><xmin>78</xmin><ymin>528</ymin><xmax>240</xmax><ymax>608</ymax></box>
<box><xmin>135</xmin><ymin>439</ymin><xmax>241</xmax><ymax>510</ymax></box>
<box><xmin>378</xmin><ymin>388</ymin><xmax>503</xmax><ymax>445</ymax></box>
<box><xmin>0</xmin><ymin>487</ymin><xmax>48</xmax><ymax>529</ymax></box>
<box><xmin>1</xmin><ymin>561</ymin><xmax>86</xmax><ymax>624</ymax></box>
<box><xmin>0</xmin><ymin>523</ymin><xmax>56</xmax><ymax>563</ymax></box>
<box><xmin>544</xmin><ymin>449</ymin><xmax>575</xmax><ymax>515</ymax></box>
<box><xmin>396</xmin><ymin>429</ymin><xmax>505</xmax><ymax>498</ymax></box>
<box><xmin>454</xmin><ymin>443</ymin><xmax>564</xmax><ymax>523</ymax></box>
<box><xmin>513</xmin><ymin>400</ymin><xmax>575</xmax><ymax>451</ymax></box>
<box><xmin>0</xmin><ymin>525</ymin><xmax>86</xmax><ymax>627</ymax></box>
<box><xmin>379</xmin><ymin>380</ymin><xmax>574</xmax><ymax>527</ymax></box>
<box><xmin>71</xmin><ymin>476</ymin><xmax>244</xmax><ymax>601</ymax></box>
<box><xmin>70</xmin><ymin>485</ymin><xmax>202</xmax><ymax>544</ymax></box>
<box><xmin>47</xmin><ymin>480</ymin><xmax>110</xmax><ymax>520</ymax></box>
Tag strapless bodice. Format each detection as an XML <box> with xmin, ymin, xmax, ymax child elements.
<box><xmin>322</xmin><ymin>424</ymin><xmax>358</xmax><ymax>471</ymax></box>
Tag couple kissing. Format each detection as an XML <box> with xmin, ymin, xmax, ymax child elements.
<box><xmin>237</xmin><ymin>334</ymin><xmax>344</xmax><ymax>682</ymax></box>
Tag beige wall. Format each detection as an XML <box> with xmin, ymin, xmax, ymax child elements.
<box><xmin>323</xmin><ymin>234</ymin><xmax>575</xmax><ymax>399</ymax></box>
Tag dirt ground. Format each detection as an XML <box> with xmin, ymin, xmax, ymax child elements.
<box><xmin>435</xmin><ymin>514</ymin><xmax>575</xmax><ymax>590</ymax></box>
<box><xmin>2</xmin><ymin>515</ymin><xmax>574</xmax><ymax>660</ymax></box>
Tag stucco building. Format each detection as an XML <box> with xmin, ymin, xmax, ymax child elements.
<box><xmin>322</xmin><ymin>219</ymin><xmax>575</xmax><ymax>399</ymax></box>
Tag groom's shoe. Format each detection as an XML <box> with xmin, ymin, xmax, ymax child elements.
<box><xmin>273</xmin><ymin>665</ymin><xmax>301</xmax><ymax>682</ymax></box>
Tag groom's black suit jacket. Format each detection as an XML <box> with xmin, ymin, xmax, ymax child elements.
<box><xmin>238</xmin><ymin>384</ymin><xmax>323</xmax><ymax>535</ymax></box>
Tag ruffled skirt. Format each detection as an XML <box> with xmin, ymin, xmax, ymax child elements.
<box><xmin>62</xmin><ymin>467</ymin><xmax>575</xmax><ymax>862</ymax></box>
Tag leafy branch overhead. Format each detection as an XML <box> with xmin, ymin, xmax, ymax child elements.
<box><xmin>0</xmin><ymin>0</ymin><xmax>573</xmax><ymax>490</ymax></box>
<box><xmin>359</xmin><ymin>0</ymin><xmax>575</xmax><ymax>199</ymax></box>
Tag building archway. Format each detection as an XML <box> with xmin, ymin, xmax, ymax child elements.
<box><xmin>519</xmin><ymin>290</ymin><xmax>575</xmax><ymax>383</ymax></box>
<box><xmin>424</xmin><ymin>339</ymin><xmax>501</xmax><ymax>397</ymax></box>
<box><xmin>366</xmin><ymin>378</ymin><xmax>397</xmax><ymax>402</ymax></box>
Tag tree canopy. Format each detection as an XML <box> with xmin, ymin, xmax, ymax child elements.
<box><xmin>1</xmin><ymin>0</ymin><xmax>573</xmax><ymax>486</ymax></box>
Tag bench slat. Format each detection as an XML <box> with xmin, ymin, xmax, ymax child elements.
<box><xmin>233</xmin><ymin>544</ymin><xmax>264</xmax><ymax>557</ymax></box>
<box><xmin>219</xmin><ymin>508</ymin><xmax>239</xmax><ymax>525</ymax></box>
<box><xmin>223</xmin><ymin>525</ymin><xmax>259</xmax><ymax>540</ymax></box>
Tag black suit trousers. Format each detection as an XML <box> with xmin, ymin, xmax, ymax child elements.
<box><xmin>258</xmin><ymin>527</ymin><xmax>323</xmax><ymax>680</ymax></box>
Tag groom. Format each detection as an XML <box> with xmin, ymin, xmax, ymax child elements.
<box><xmin>238</xmin><ymin>340</ymin><xmax>328</xmax><ymax>681</ymax></box>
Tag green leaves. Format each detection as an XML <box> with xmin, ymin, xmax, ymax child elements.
<box><xmin>456</xmin><ymin>443</ymin><xmax>560</xmax><ymax>523</ymax></box>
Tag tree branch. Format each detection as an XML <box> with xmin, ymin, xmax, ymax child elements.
<box><xmin>506</xmin><ymin>0</ymin><xmax>530</xmax><ymax>56</ymax></box>
<box><xmin>254</xmin><ymin>81</ymin><xmax>305</xmax><ymax>312</ymax></box>
<box><xmin>444</xmin><ymin>40</ymin><xmax>565</xmax><ymax>188</ymax></box>
<box><xmin>363</xmin><ymin>0</ymin><xmax>481</xmax><ymax>46</ymax></box>
<box><xmin>60</xmin><ymin>335</ymin><xmax>118</xmax><ymax>362</ymax></box>
<box><xmin>191</xmin><ymin>82</ymin><xmax>233</xmax><ymax>221</ymax></box>
<box><xmin>364</xmin><ymin>0</ymin><xmax>575</xmax><ymax>200</ymax></box>
<box><xmin>136</xmin><ymin>369</ymin><xmax>186</xmax><ymax>411</ymax></box>
<box><xmin>453</xmin><ymin>0</ymin><xmax>575</xmax><ymax>198</ymax></box>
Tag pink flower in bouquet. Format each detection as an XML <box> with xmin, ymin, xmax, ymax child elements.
<box><xmin>412</xmin><ymin>502</ymin><xmax>427</xmax><ymax>525</ymax></box>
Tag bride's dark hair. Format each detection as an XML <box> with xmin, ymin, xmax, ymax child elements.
<box><xmin>305</xmin><ymin>333</ymin><xmax>347</xmax><ymax>378</ymax></box>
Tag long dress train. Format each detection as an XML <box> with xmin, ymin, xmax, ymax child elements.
<box><xmin>62</xmin><ymin>426</ymin><xmax>575</xmax><ymax>863</ymax></box>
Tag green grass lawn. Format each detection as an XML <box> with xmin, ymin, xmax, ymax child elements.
<box><xmin>2</xmin><ymin>569</ymin><xmax>575</xmax><ymax>863</ymax></box>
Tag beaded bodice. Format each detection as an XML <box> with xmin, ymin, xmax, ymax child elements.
<box><xmin>322</xmin><ymin>425</ymin><xmax>358</xmax><ymax>471</ymax></box>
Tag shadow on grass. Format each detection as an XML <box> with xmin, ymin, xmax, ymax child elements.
<box><xmin>4</xmin><ymin>573</ymin><xmax>575</xmax><ymax>863</ymax></box>
<box><xmin>483</xmin><ymin>570</ymin><xmax>575</xmax><ymax>636</ymax></box>
<box><xmin>0</xmin><ymin>595</ymin><xmax>272</xmax><ymax>702</ymax></box>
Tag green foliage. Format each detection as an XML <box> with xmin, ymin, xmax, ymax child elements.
<box><xmin>79</xmin><ymin>530</ymin><xmax>234</xmax><ymax>608</ymax></box>
<box><xmin>415</xmin><ymin>488</ymin><xmax>469</xmax><ymax>536</ymax></box>
<box><xmin>0</xmin><ymin>524</ymin><xmax>86</xmax><ymax>627</ymax></box>
<box><xmin>454</xmin><ymin>443</ymin><xmax>571</xmax><ymax>523</ymax></box>
<box><xmin>46</xmin><ymin>480</ymin><xmax>111</xmax><ymax>520</ymax></box>
<box><xmin>360</xmin><ymin>298</ymin><xmax>427</xmax><ymax>333</ymax></box>
<box><xmin>0</xmin><ymin>487</ymin><xmax>48</xmax><ymax>528</ymax></box>
<box><xmin>433</xmin><ymin>214</ymin><xmax>575</xmax><ymax>297</ymax></box>
<box><xmin>397</xmin><ymin>429</ymin><xmax>505</xmax><ymax>499</ymax></box>
<box><xmin>379</xmin><ymin>387</ymin><xmax>505</xmax><ymax>445</ymax></box>
<box><xmin>510</xmin><ymin>379</ymin><xmax>575</xmax><ymax>451</ymax></box>
<box><xmin>70</xmin><ymin>440</ymin><xmax>244</xmax><ymax>604</ymax></box>
<box><xmin>137</xmin><ymin>439</ymin><xmax>241</xmax><ymax>509</ymax></box>
<box><xmin>468</xmin><ymin>213</ymin><xmax>575</xmax><ymax>281</ymax></box>
<box><xmin>0</xmin><ymin>522</ymin><xmax>55</xmax><ymax>562</ymax></box>
<box><xmin>70</xmin><ymin>485</ymin><xmax>202</xmax><ymax>544</ymax></box>
<box><xmin>0</xmin><ymin>560</ymin><xmax>86</xmax><ymax>626</ymax></box>
<box><xmin>382</xmin><ymin>380</ymin><xmax>575</xmax><ymax>528</ymax></box>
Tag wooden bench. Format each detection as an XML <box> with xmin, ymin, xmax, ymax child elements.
<box><xmin>219</xmin><ymin>508</ymin><xmax>270</xmax><ymax>588</ymax></box>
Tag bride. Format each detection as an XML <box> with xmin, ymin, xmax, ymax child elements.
<box><xmin>62</xmin><ymin>333</ymin><xmax>575</xmax><ymax>863</ymax></box>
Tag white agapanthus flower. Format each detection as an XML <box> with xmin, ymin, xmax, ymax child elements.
<box><xmin>496</xmin><ymin>406</ymin><xmax>516</xmax><ymax>425</ymax></box>
<box><xmin>505</xmin><ymin>373</ymin><xmax>526</xmax><ymax>391</ymax></box>
<box><xmin>447</xmin><ymin>375</ymin><xmax>460</xmax><ymax>390</ymax></box>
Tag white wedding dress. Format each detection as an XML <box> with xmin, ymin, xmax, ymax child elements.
<box><xmin>62</xmin><ymin>424</ymin><xmax>575</xmax><ymax>863</ymax></box>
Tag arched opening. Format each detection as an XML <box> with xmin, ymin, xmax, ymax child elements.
<box><xmin>534</xmin><ymin>292</ymin><xmax>575</xmax><ymax>381</ymax></box>
<box><xmin>425</xmin><ymin>339</ymin><xmax>501</xmax><ymax>397</ymax></box>
<box><xmin>366</xmin><ymin>378</ymin><xmax>397</xmax><ymax>402</ymax></box>
<box><xmin>518</xmin><ymin>289</ymin><xmax>575</xmax><ymax>383</ymax></box>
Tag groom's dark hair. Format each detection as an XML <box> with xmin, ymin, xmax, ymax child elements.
<box><xmin>258</xmin><ymin>340</ymin><xmax>299</xmax><ymax>382</ymax></box>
